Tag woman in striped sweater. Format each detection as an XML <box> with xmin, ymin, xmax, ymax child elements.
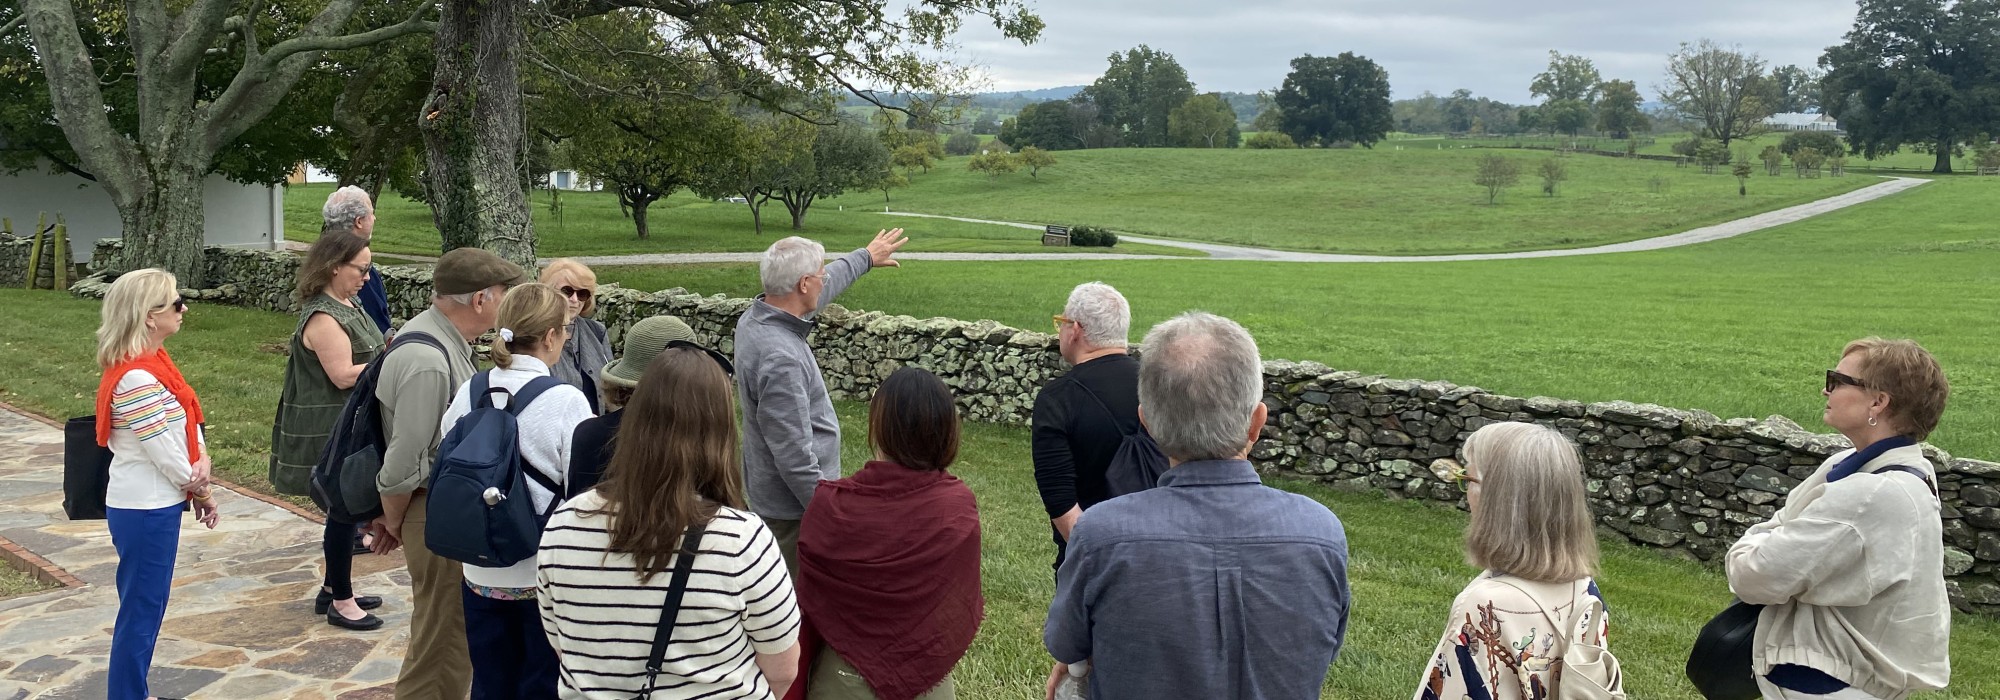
<box><xmin>94</xmin><ymin>269</ymin><xmax>221</xmax><ymax>700</ymax></box>
<box><xmin>538</xmin><ymin>346</ymin><xmax>801</xmax><ymax>700</ymax></box>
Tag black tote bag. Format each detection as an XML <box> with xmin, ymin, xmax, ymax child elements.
<box><xmin>62</xmin><ymin>415</ymin><xmax>113</xmax><ymax>520</ymax></box>
<box><xmin>1685</xmin><ymin>599</ymin><xmax>1764</xmax><ymax>700</ymax></box>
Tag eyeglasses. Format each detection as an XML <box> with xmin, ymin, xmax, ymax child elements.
<box><xmin>154</xmin><ymin>296</ymin><xmax>187</xmax><ymax>313</ymax></box>
<box><xmin>1053</xmin><ymin>314</ymin><xmax>1076</xmax><ymax>332</ymax></box>
<box><xmin>1825</xmin><ymin>369</ymin><xmax>1868</xmax><ymax>393</ymax></box>
<box><xmin>344</xmin><ymin>261</ymin><xmax>371</xmax><ymax>275</ymax></box>
<box><xmin>559</xmin><ymin>285</ymin><xmax>593</xmax><ymax>302</ymax></box>
<box><xmin>666</xmin><ymin>340</ymin><xmax>734</xmax><ymax>376</ymax></box>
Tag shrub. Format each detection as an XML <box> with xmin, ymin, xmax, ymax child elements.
<box><xmin>968</xmin><ymin>151</ymin><xmax>1019</xmax><ymax>178</ymax></box>
<box><xmin>1473</xmin><ymin>153</ymin><xmax>1521</xmax><ymax>205</ymax></box>
<box><xmin>1067</xmin><ymin>225</ymin><xmax>1116</xmax><ymax>247</ymax></box>
<box><xmin>1538</xmin><ymin>158</ymin><xmax>1568</xmax><ymax>196</ymax></box>
<box><xmin>944</xmin><ymin>131</ymin><xmax>981</xmax><ymax>156</ymax></box>
<box><xmin>1780</xmin><ymin>131</ymin><xmax>1844</xmax><ymax>158</ymax></box>
<box><xmin>1244</xmin><ymin>132</ymin><xmax>1297</xmax><ymax>149</ymax></box>
<box><xmin>1671</xmin><ymin>136</ymin><xmax>1706</xmax><ymax>158</ymax></box>
<box><xmin>1759</xmin><ymin>145</ymin><xmax>1784</xmax><ymax>176</ymax></box>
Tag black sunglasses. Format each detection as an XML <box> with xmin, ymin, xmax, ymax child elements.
<box><xmin>156</xmin><ymin>296</ymin><xmax>187</xmax><ymax>313</ymax></box>
<box><xmin>667</xmin><ymin>340</ymin><xmax>734</xmax><ymax>376</ymax></box>
<box><xmin>559</xmin><ymin>285</ymin><xmax>593</xmax><ymax>302</ymax></box>
<box><xmin>1825</xmin><ymin>369</ymin><xmax>1867</xmax><ymax>393</ymax></box>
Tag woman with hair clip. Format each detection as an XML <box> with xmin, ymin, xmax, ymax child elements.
<box><xmin>438</xmin><ymin>283</ymin><xmax>595</xmax><ymax>700</ymax></box>
<box><xmin>537</xmin><ymin>346</ymin><xmax>801</xmax><ymax>700</ymax></box>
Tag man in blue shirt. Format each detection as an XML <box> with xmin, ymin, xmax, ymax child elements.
<box><xmin>1043</xmin><ymin>311</ymin><xmax>1350</xmax><ymax>700</ymax></box>
<box><xmin>321</xmin><ymin>186</ymin><xmax>392</xmax><ymax>333</ymax></box>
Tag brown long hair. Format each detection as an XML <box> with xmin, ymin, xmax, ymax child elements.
<box><xmin>295</xmin><ymin>231</ymin><xmax>370</xmax><ymax>302</ymax></box>
<box><xmin>588</xmin><ymin>347</ymin><xmax>744</xmax><ymax>582</ymax></box>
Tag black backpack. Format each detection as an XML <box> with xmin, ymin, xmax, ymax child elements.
<box><xmin>309</xmin><ymin>332</ymin><xmax>445</xmax><ymax>525</ymax></box>
<box><xmin>1074</xmin><ymin>382</ymin><xmax>1170</xmax><ymax>498</ymax></box>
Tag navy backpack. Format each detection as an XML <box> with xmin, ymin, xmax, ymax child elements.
<box><xmin>425</xmin><ymin>373</ymin><xmax>565</xmax><ymax>568</ymax></box>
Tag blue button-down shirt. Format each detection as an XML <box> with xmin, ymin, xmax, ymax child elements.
<box><xmin>1044</xmin><ymin>459</ymin><xmax>1351</xmax><ymax>700</ymax></box>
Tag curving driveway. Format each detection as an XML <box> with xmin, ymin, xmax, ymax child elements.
<box><xmin>555</xmin><ymin>176</ymin><xmax>1926</xmax><ymax>267</ymax></box>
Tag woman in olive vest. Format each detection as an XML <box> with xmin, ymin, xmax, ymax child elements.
<box><xmin>270</xmin><ymin>232</ymin><xmax>387</xmax><ymax>631</ymax></box>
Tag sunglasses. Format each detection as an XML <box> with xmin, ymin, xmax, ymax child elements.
<box><xmin>1825</xmin><ymin>369</ymin><xmax>1868</xmax><ymax>393</ymax></box>
<box><xmin>667</xmin><ymin>340</ymin><xmax>734</xmax><ymax>376</ymax></box>
<box><xmin>155</xmin><ymin>296</ymin><xmax>187</xmax><ymax>313</ymax></box>
<box><xmin>560</xmin><ymin>285</ymin><xmax>593</xmax><ymax>302</ymax></box>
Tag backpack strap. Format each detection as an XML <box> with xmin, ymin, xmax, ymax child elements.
<box><xmin>639</xmin><ymin>523</ymin><xmax>709</xmax><ymax>699</ymax></box>
<box><xmin>1873</xmin><ymin>465</ymin><xmax>1940</xmax><ymax>498</ymax></box>
<box><xmin>1070</xmin><ymin>380</ymin><xmax>1139</xmax><ymax>439</ymax></box>
<box><xmin>507</xmin><ymin>375</ymin><xmax>565</xmax><ymax>416</ymax></box>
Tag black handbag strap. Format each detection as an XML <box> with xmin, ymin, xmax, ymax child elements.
<box><xmin>1873</xmin><ymin>465</ymin><xmax>1939</xmax><ymax>498</ymax></box>
<box><xmin>639</xmin><ymin>523</ymin><xmax>709</xmax><ymax>698</ymax></box>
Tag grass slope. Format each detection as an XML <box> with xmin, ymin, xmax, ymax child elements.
<box><xmin>0</xmin><ymin>290</ymin><xmax>1995</xmax><ymax>697</ymax></box>
<box><xmin>828</xmin><ymin>147</ymin><xmax>1872</xmax><ymax>255</ymax></box>
<box><xmin>1403</xmin><ymin>131</ymin><xmax>1971</xmax><ymax>172</ymax></box>
<box><xmin>283</xmin><ymin>184</ymin><xmax>1199</xmax><ymax>259</ymax></box>
<box><xmin>599</xmin><ymin>177</ymin><xmax>2000</xmax><ymax>461</ymax></box>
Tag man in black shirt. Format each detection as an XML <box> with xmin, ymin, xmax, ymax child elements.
<box><xmin>1032</xmin><ymin>282</ymin><xmax>1141</xmax><ymax>576</ymax></box>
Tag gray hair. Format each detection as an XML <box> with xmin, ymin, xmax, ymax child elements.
<box><xmin>759</xmin><ymin>236</ymin><xmax>825</xmax><ymax>297</ymax></box>
<box><xmin>1462</xmin><ymin>421</ymin><xmax>1600</xmax><ymax>582</ymax></box>
<box><xmin>433</xmin><ymin>288</ymin><xmax>494</xmax><ymax>308</ymax></box>
<box><xmin>1138</xmin><ymin>312</ymin><xmax>1265</xmax><ymax>462</ymax></box>
<box><xmin>323</xmin><ymin>185</ymin><xmax>374</xmax><ymax>231</ymax></box>
<box><xmin>1064</xmin><ymin>282</ymin><xmax>1130</xmax><ymax>349</ymax></box>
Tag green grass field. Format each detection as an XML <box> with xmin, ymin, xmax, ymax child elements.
<box><xmin>1</xmin><ymin>289</ymin><xmax>1995</xmax><ymax>697</ymax></box>
<box><xmin>1410</xmin><ymin>131</ymin><xmax>1975</xmax><ymax>172</ymax></box>
<box><xmin>282</xmin><ymin>183</ymin><xmax>1199</xmax><ymax>259</ymax></box>
<box><xmin>598</xmin><ymin>177</ymin><xmax>2000</xmax><ymax>463</ymax></box>
<box><xmin>826</xmin><ymin>146</ymin><xmax>1872</xmax><ymax>254</ymax></box>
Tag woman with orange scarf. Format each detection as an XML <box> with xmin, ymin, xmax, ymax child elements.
<box><xmin>793</xmin><ymin>367</ymin><xmax>983</xmax><ymax>700</ymax></box>
<box><xmin>94</xmin><ymin>269</ymin><xmax>219</xmax><ymax>700</ymax></box>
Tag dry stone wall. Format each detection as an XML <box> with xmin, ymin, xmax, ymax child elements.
<box><xmin>71</xmin><ymin>245</ymin><xmax>2000</xmax><ymax>613</ymax></box>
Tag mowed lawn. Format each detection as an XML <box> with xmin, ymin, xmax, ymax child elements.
<box><xmin>1409</xmin><ymin>131</ymin><xmax>1975</xmax><ymax>173</ymax></box>
<box><xmin>282</xmin><ymin>183</ymin><xmax>1199</xmax><ymax>259</ymax></box>
<box><xmin>822</xmin><ymin>146</ymin><xmax>1872</xmax><ymax>254</ymax></box>
<box><xmin>600</xmin><ymin>177</ymin><xmax>2000</xmax><ymax>462</ymax></box>
<box><xmin>3</xmin><ymin>291</ymin><xmax>1998</xmax><ymax>698</ymax></box>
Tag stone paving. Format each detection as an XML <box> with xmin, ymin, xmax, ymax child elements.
<box><xmin>0</xmin><ymin>406</ymin><xmax>413</xmax><ymax>699</ymax></box>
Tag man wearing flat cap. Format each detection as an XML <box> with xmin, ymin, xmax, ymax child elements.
<box><xmin>366</xmin><ymin>247</ymin><xmax>526</xmax><ymax>700</ymax></box>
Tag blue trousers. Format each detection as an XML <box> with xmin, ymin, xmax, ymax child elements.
<box><xmin>107</xmin><ymin>504</ymin><xmax>182</xmax><ymax>700</ymax></box>
<box><xmin>462</xmin><ymin>584</ymin><xmax>559</xmax><ymax>700</ymax></box>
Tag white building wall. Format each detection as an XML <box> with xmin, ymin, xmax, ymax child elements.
<box><xmin>0</xmin><ymin>162</ymin><xmax>282</xmax><ymax>262</ymax></box>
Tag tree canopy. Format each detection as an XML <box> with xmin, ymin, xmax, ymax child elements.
<box><xmin>1820</xmin><ymin>0</ymin><xmax>2000</xmax><ymax>173</ymax></box>
<box><xmin>1274</xmin><ymin>52</ymin><xmax>1394</xmax><ymax>148</ymax></box>
<box><xmin>1081</xmin><ymin>45</ymin><xmax>1195</xmax><ymax>148</ymax></box>
<box><xmin>1659</xmin><ymin>39</ymin><xmax>1771</xmax><ymax>148</ymax></box>
<box><xmin>1169</xmin><ymin>93</ymin><xmax>1240</xmax><ymax>148</ymax></box>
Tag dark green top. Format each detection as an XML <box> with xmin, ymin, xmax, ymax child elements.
<box><xmin>269</xmin><ymin>294</ymin><xmax>385</xmax><ymax>495</ymax></box>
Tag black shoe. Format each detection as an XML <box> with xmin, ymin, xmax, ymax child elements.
<box><xmin>327</xmin><ymin>608</ymin><xmax>384</xmax><ymax>631</ymax></box>
<box><xmin>315</xmin><ymin>591</ymin><xmax>384</xmax><ymax>615</ymax></box>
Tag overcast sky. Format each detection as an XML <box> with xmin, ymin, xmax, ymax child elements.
<box><xmin>948</xmin><ymin>0</ymin><xmax>1860</xmax><ymax>103</ymax></box>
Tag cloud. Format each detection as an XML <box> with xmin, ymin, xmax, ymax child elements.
<box><xmin>946</xmin><ymin>0</ymin><xmax>1857</xmax><ymax>103</ymax></box>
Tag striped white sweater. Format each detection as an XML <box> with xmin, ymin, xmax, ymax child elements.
<box><xmin>537</xmin><ymin>491</ymin><xmax>801</xmax><ymax>700</ymax></box>
<box><xmin>106</xmin><ymin>369</ymin><xmax>201</xmax><ymax>510</ymax></box>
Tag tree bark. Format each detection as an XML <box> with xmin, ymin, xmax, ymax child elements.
<box><xmin>1935</xmin><ymin>136</ymin><xmax>1954</xmax><ymax>174</ymax></box>
<box><xmin>118</xmin><ymin>160</ymin><xmax>209</xmax><ymax>282</ymax></box>
<box><xmin>742</xmin><ymin>192</ymin><xmax>765</xmax><ymax>234</ymax></box>
<box><xmin>423</xmin><ymin>0</ymin><xmax>535</xmax><ymax>267</ymax></box>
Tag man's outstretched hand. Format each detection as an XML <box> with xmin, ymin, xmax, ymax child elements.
<box><xmin>867</xmin><ymin>228</ymin><xmax>908</xmax><ymax>268</ymax></box>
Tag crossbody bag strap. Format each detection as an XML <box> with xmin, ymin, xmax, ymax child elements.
<box><xmin>1489</xmin><ymin>576</ymin><xmax>1577</xmax><ymax>696</ymax></box>
<box><xmin>1873</xmin><ymin>465</ymin><xmax>1940</xmax><ymax>499</ymax></box>
<box><xmin>638</xmin><ymin>523</ymin><xmax>709</xmax><ymax>699</ymax></box>
<box><xmin>1069</xmin><ymin>380</ymin><xmax>1135</xmax><ymax>439</ymax></box>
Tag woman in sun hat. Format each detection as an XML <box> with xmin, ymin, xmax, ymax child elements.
<box><xmin>566</xmin><ymin>315</ymin><xmax>731</xmax><ymax>498</ymax></box>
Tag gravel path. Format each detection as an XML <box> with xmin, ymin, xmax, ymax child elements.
<box><xmin>304</xmin><ymin>177</ymin><xmax>1929</xmax><ymax>267</ymax></box>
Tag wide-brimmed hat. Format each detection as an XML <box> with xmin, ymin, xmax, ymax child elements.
<box><xmin>601</xmin><ymin>316</ymin><xmax>699</xmax><ymax>389</ymax></box>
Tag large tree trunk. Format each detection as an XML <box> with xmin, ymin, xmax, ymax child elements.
<box><xmin>423</xmin><ymin>0</ymin><xmax>534</xmax><ymax>267</ymax></box>
<box><xmin>1935</xmin><ymin>136</ymin><xmax>1954</xmax><ymax>174</ymax></box>
<box><xmin>117</xmin><ymin>161</ymin><xmax>208</xmax><ymax>284</ymax></box>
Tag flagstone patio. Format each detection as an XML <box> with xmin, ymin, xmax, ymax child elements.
<box><xmin>0</xmin><ymin>405</ymin><xmax>413</xmax><ymax>699</ymax></box>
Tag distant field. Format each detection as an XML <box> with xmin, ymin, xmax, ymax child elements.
<box><xmin>606</xmin><ymin>177</ymin><xmax>2000</xmax><ymax>463</ymax></box>
<box><xmin>282</xmin><ymin>184</ymin><xmax>1199</xmax><ymax>259</ymax></box>
<box><xmin>830</xmin><ymin>146</ymin><xmax>1872</xmax><ymax>254</ymax></box>
<box><xmin>1402</xmin><ymin>131</ymin><xmax>1973</xmax><ymax>172</ymax></box>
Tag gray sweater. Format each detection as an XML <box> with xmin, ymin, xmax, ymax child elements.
<box><xmin>734</xmin><ymin>248</ymin><xmax>872</xmax><ymax>519</ymax></box>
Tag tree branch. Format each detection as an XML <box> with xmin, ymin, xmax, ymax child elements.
<box><xmin>203</xmin><ymin>0</ymin><xmax>438</xmax><ymax>154</ymax></box>
<box><xmin>32</xmin><ymin>141</ymin><xmax>97</xmax><ymax>181</ymax></box>
<box><xmin>255</xmin><ymin>2</ymin><xmax>437</xmax><ymax>70</ymax></box>
<box><xmin>0</xmin><ymin>14</ymin><xmax>26</xmax><ymax>37</ymax></box>
<box><xmin>163</xmin><ymin>0</ymin><xmax>238</xmax><ymax>80</ymax></box>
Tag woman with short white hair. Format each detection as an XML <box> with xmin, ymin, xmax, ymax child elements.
<box><xmin>94</xmin><ymin>268</ymin><xmax>221</xmax><ymax>700</ymax></box>
<box><xmin>1414</xmin><ymin>421</ymin><xmax>1619</xmax><ymax>700</ymax></box>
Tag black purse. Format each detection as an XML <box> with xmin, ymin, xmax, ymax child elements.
<box><xmin>1686</xmin><ymin>599</ymin><xmax>1764</xmax><ymax>700</ymax></box>
<box><xmin>62</xmin><ymin>416</ymin><xmax>113</xmax><ymax>520</ymax></box>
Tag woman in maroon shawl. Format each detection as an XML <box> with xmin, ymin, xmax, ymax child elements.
<box><xmin>794</xmin><ymin>367</ymin><xmax>983</xmax><ymax>700</ymax></box>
